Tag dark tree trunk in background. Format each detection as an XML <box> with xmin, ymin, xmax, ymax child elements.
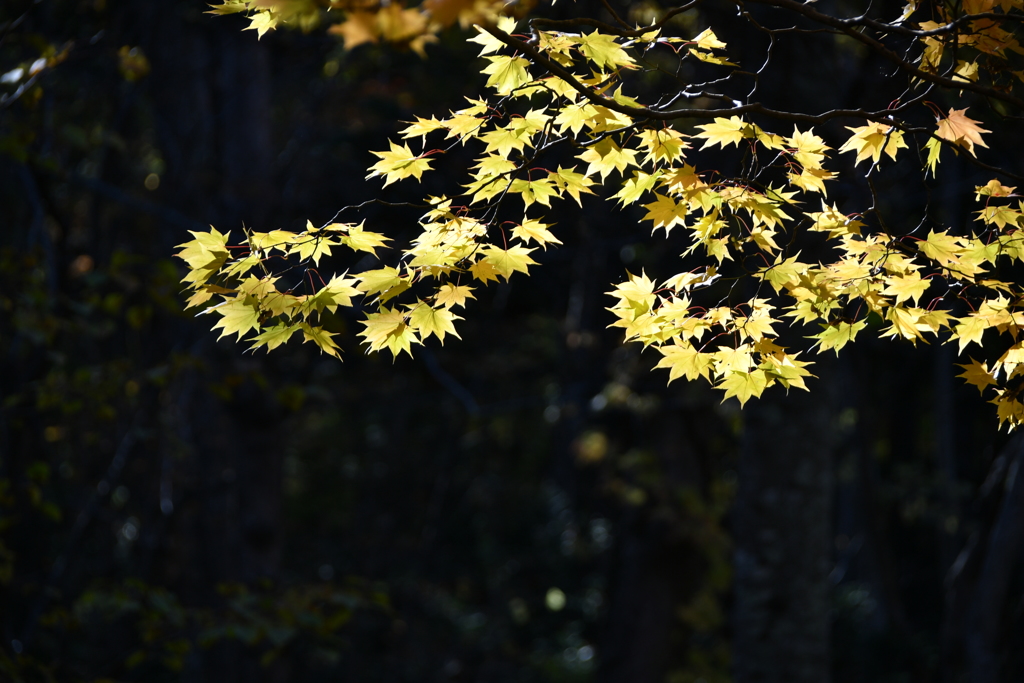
<box><xmin>966</xmin><ymin>435</ymin><xmax>1024</xmax><ymax>683</ymax></box>
<box><xmin>734</xmin><ymin>384</ymin><xmax>836</xmax><ymax>683</ymax></box>
<box><xmin>134</xmin><ymin>2</ymin><xmax>284</xmax><ymax>680</ymax></box>
<box><xmin>597</xmin><ymin>415</ymin><xmax>708</xmax><ymax>683</ymax></box>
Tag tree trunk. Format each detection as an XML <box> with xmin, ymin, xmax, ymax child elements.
<box><xmin>967</xmin><ymin>435</ymin><xmax>1024</xmax><ymax>683</ymax></box>
<box><xmin>734</xmin><ymin>385</ymin><xmax>836</xmax><ymax>683</ymax></box>
<box><xmin>135</xmin><ymin>2</ymin><xmax>285</xmax><ymax>680</ymax></box>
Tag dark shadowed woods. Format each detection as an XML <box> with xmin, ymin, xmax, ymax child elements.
<box><xmin>3</xmin><ymin>0</ymin><xmax>1024</xmax><ymax>681</ymax></box>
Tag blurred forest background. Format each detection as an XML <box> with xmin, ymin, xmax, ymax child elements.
<box><xmin>3</xmin><ymin>0</ymin><xmax>1024</xmax><ymax>681</ymax></box>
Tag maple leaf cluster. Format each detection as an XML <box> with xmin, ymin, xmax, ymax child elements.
<box><xmin>208</xmin><ymin>0</ymin><xmax>507</xmax><ymax>54</ymax></box>
<box><xmin>182</xmin><ymin>2</ymin><xmax>1024</xmax><ymax>429</ymax></box>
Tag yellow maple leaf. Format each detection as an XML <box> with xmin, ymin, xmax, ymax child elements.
<box><xmin>356</xmin><ymin>266</ymin><xmax>412</xmax><ymax>301</ymax></box>
<box><xmin>638</xmin><ymin>129</ymin><xmax>688</xmax><ymax>165</ymax></box>
<box><xmin>953</xmin><ymin>315</ymin><xmax>988</xmax><ymax>354</ymax></box>
<box><xmin>880</xmin><ymin>306</ymin><xmax>927</xmax><ymax>343</ymax></box>
<box><xmin>185</xmin><ymin>283</ymin><xmax>234</xmax><ymax>310</ymax></box>
<box><xmin>337</xmin><ymin>221</ymin><xmax>390</xmax><ymax>255</ymax></box>
<box><xmin>409</xmin><ymin>302</ymin><xmax>462</xmax><ymax>343</ymax></box>
<box><xmin>479</xmin><ymin>123</ymin><xmax>533</xmax><ymax>158</ymax></box>
<box><xmin>434</xmin><ymin>283</ymin><xmax>475</xmax><ymax>308</ymax></box>
<box><xmin>760</xmin><ymin>348</ymin><xmax>814</xmax><ymax>391</ymax></box>
<box><xmin>483</xmin><ymin>55</ymin><xmax>532</xmax><ymax>95</ymax></box>
<box><xmin>305</xmin><ymin>275</ymin><xmax>361</xmax><ymax>314</ymax></box>
<box><xmin>918</xmin><ymin>229</ymin><xmax>965</xmax><ymax>267</ymax></box>
<box><xmin>328</xmin><ymin>12</ymin><xmax>378</xmax><ymax>50</ymax></box>
<box><xmin>787</xmin><ymin>127</ymin><xmax>829</xmax><ymax>169</ymax></box>
<box><xmin>735</xmin><ymin>312</ymin><xmax>777</xmax><ymax>342</ymax></box>
<box><xmin>883</xmin><ymin>272</ymin><xmax>931</xmax><ymax>305</ymax></box>
<box><xmin>468</xmin><ymin>258</ymin><xmax>501</xmax><ymax>283</ymax></box>
<box><xmin>613</xmin><ymin>171</ymin><xmax>660</xmax><ymax>207</ymax></box>
<box><xmin>360</xmin><ymin>306</ymin><xmax>411</xmax><ymax>350</ymax></box>
<box><xmin>508</xmin><ymin>178</ymin><xmax>558</xmax><ymax>208</ymax></box>
<box><xmin>249</xmin><ymin>322</ymin><xmax>300</xmax><ymax>353</ymax></box>
<box><xmin>176</xmin><ymin>227</ymin><xmax>231</xmax><ymax>284</ymax></box>
<box><xmin>300</xmin><ymin>323</ymin><xmax>341</xmax><ymax>358</ymax></box>
<box><xmin>400</xmin><ymin>115</ymin><xmax>445</xmax><ymax>141</ymax></box>
<box><xmin>607</xmin><ymin>271</ymin><xmax>658</xmax><ymax>315</ymax></box>
<box><xmin>838</xmin><ymin>122</ymin><xmax>907</xmax><ymax>166</ymax></box>
<box><xmin>577</xmin><ymin>138</ymin><xmax>638</xmax><ymax>180</ymax></box>
<box><xmin>367</xmin><ymin>141</ymin><xmax>433</xmax><ymax>186</ymax></box>
<box><xmin>935</xmin><ymin>108</ymin><xmax>990</xmax><ymax>156</ymax></box>
<box><xmin>549</xmin><ymin>166</ymin><xmax>595</xmax><ymax>206</ymax></box>
<box><xmin>997</xmin><ymin>342</ymin><xmax>1024</xmax><ymax>378</ymax></box>
<box><xmin>250</xmin><ymin>229</ymin><xmax>298</xmax><ymax>255</ymax></box>
<box><xmin>576</xmin><ymin>30</ymin><xmax>636</xmax><ymax>71</ymax></box>
<box><xmin>207</xmin><ymin>296</ymin><xmax>261</xmax><ymax>341</ymax></box>
<box><xmin>511</xmin><ymin>219</ymin><xmax>562</xmax><ymax>249</ymax></box>
<box><xmin>244</xmin><ymin>10</ymin><xmax>278</xmax><ymax>39</ymax></box>
<box><xmin>975</xmin><ymin>179</ymin><xmax>1017</xmax><ymax>198</ymax></box>
<box><xmin>655</xmin><ymin>341</ymin><xmax>714</xmax><ymax>382</ymax></box>
<box><xmin>643</xmin><ymin>194</ymin><xmax>688</xmax><ymax>234</ymax></box>
<box><xmin>694</xmin><ymin>117</ymin><xmax>749</xmax><ymax>150</ymax></box>
<box><xmin>714</xmin><ymin>343</ymin><xmax>755</xmax><ymax>375</ymax></box>
<box><xmin>812</xmin><ymin>320</ymin><xmax>867</xmax><ymax>354</ymax></box>
<box><xmin>958</xmin><ymin>358</ymin><xmax>998</xmax><ymax>393</ymax></box>
<box><xmin>924</xmin><ymin>137</ymin><xmax>943</xmax><ymax>176</ymax></box>
<box><xmin>718</xmin><ymin>369</ymin><xmax>769</xmax><ymax>406</ymax></box>
<box><xmin>759</xmin><ymin>254</ymin><xmax>806</xmax><ymax>293</ymax></box>
<box><xmin>481</xmin><ymin>245</ymin><xmax>537</xmax><ymax>280</ymax></box>
<box><xmin>467</xmin><ymin>24</ymin><xmax>507</xmax><ymax>56</ymax></box>
<box><xmin>991</xmin><ymin>392</ymin><xmax>1024</xmax><ymax>430</ymax></box>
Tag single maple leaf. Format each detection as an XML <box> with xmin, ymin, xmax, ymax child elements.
<box><xmin>935</xmin><ymin>108</ymin><xmax>990</xmax><ymax>156</ymax></box>
<box><xmin>694</xmin><ymin>117</ymin><xmax>748</xmax><ymax>150</ymax></box>
<box><xmin>735</xmin><ymin>313</ymin><xmax>777</xmax><ymax>342</ymax></box>
<box><xmin>576</xmin><ymin>30</ymin><xmax>636</xmax><ymax>71</ymax></box>
<box><xmin>958</xmin><ymin>358</ymin><xmax>998</xmax><ymax>393</ymax></box>
<box><xmin>718</xmin><ymin>369</ymin><xmax>769</xmax><ymax>406</ymax></box>
<box><xmin>302</xmin><ymin>324</ymin><xmax>343</xmax><ymax>357</ymax></box>
<box><xmin>839</xmin><ymin>122</ymin><xmax>907</xmax><ymax>166</ymax></box>
<box><xmin>356</xmin><ymin>267</ymin><xmax>412</xmax><ymax>301</ymax></box>
<box><xmin>469</xmin><ymin>258</ymin><xmax>501</xmax><ymax>284</ymax></box>
<box><xmin>207</xmin><ymin>296</ymin><xmax>261</xmax><ymax>341</ymax></box>
<box><xmin>434</xmin><ymin>284</ymin><xmax>475</xmax><ymax>308</ymax></box>
<box><xmin>613</xmin><ymin>170</ymin><xmax>660</xmax><ymax>207</ymax></box>
<box><xmin>250</xmin><ymin>322</ymin><xmax>300</xmax><ymax>353</ymax></box>
<box><xmin>714</xmin><ymin>344</ymin><xmax>755</xmax><ymax>375</ymax></box>
<box><xmin>813</xmin><ymin>320</ymin><xmax>867</xmax><ymax>354</ymax></box>
<box><xmin>511</xmin><ymin>219</ymin><xmax>562</xmax><ymax>248</ymax></box>
<box><xmin>339</xmin><ymin>222</ymin><xmax>391</xmax><ymax>255</ymax></box>
<box><xmin>883</xmin><ymin>272</ymin><xmax>931</xmax><ymax>305</ymax></box>
<box><xmin>953</xmin><ymin>315</ymin><xmax>988</xmax><ymax>354</ymax></box>
<box><xmin>549</xmin><ymin>166</ymin><xmax>595</xmax><ymax>206</ymax></box>
<box><xmin>409</xmin><ymin>302</ymin><xmax>462</xmax><ymax>343</ymax></box>
<box><xmin>367</xmin><ymin>141</ymin><xmax>433</xmax><ymax>186</ymax></box>
<box><xmin>655</xmin><ymin>341</ymin><xmax>714</xmax><ymax>382</ymax></box>
<box><xmin>359</xmin><ymin>307</ymin><xmax>410</xmax><ymax>352</ymax></box>
<box><xmin>642</xmin><ymin>194</ymin><xmax>687</xmax><ymax>233</ymax></box>
<box><xmin>482</xmin><ymin>55</ymin><xmax>531</xmax><ymax>95</ymax></box>
<box><xmin>400</xmin><ymin>116</ymin><xmax>445</xmax><ymax>142</ymax></box>
<box><xmin>482</xmin><ymin>245</ymin><xmax>537</xmax><ymax>280</ymax></box>
<box><xmin>919</xmin><ymin>229</ymin><xmax>965</xmax><ymax>267</ymax></box>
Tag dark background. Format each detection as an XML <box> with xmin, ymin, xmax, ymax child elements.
<box><xmin>2</xmin><ymin>1</ymin><xmax>1023</xmax><ymax>681</ymax></box>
